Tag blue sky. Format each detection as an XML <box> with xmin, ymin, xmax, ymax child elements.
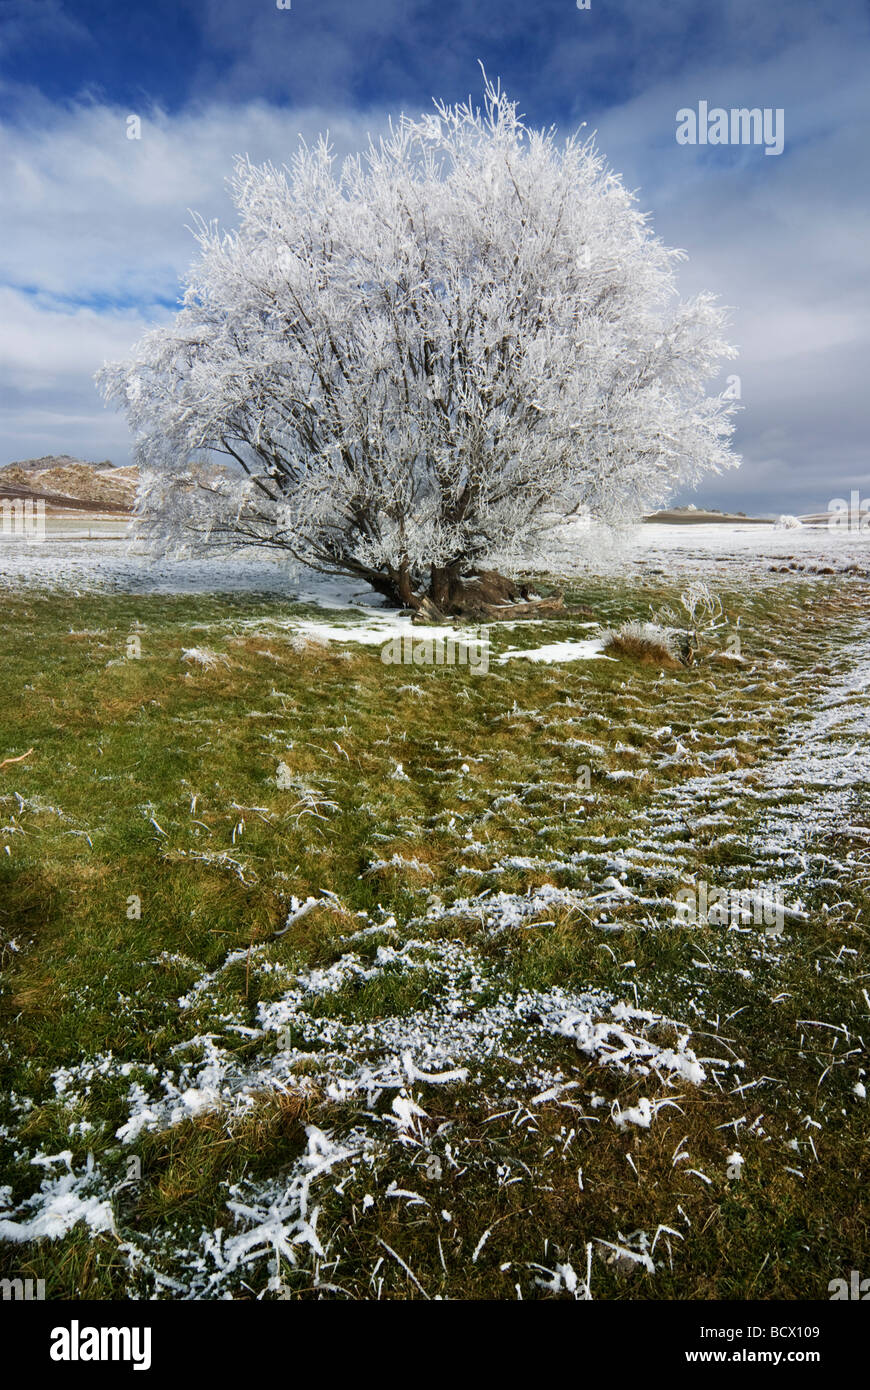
<box><xmin>1</xmin><ymin>0</ymin><xmax>868</xmax><ymax>513</ymax></box>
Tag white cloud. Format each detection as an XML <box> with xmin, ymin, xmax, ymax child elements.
<box><xmin>0</xmin><ymin>96</ymin><xmax>383</xmax><ymax>465</ymax></box>
<box><xmin>0</xmin><ymin>288</ymin><xmax>151</xmax><ymax>379</ymax></box>
<box><xmin>581</xmin><ymin>35</ymin><xmax>870</xmax><ymax>511</ymax></box>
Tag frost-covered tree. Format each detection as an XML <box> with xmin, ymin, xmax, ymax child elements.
<box><xmin>99</xmin><ymin>77</ymin><xmax>739</xmax><ymax>614</ymax></box>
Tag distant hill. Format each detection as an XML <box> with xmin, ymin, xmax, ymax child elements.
<box><xmin>643</xmin><ymin>506</ymin><xmax>772</xmax><ymax>524</ymax></box>
<box><xmin>3</xmin><ymin>454</ymin><xmax>115</xmax><ymax>473</ymax></box>
<box><xmin>0</xmin><ymin>457</ymin><xmax>137</xmax><ymax>513</ymax></box>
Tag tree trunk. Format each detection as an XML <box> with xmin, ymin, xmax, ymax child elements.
<box><xmin>393</xmin><ymin>558</ymin><xmax>419</xmax><ymax>609</ymax></box>
<box><xmin>341</xmin><ymin>555</ymin><xmax>566</xmax><ymax>621</ymax></box>
<box><xmin>420</xmin><ymin>566</ymin><xmax>565</xmax><ymax>620</ymax></box>
<box><xmin>428</xmin><ymin>561</ymin><xmax>465</xmax><ymax>612</ymax></box>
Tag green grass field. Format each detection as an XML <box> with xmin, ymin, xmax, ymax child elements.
<box><xmin>0</xmin><ymin>574</ymin><xmax>867</xmax><ymax>1299</ymax></box>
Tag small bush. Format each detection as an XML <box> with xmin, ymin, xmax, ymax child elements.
<box><xmin>600</xmin><ymin>620</ymin><xmax>682</xmax><ymax>666</ymax></box>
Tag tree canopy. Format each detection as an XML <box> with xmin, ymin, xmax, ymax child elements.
<box><xmin>99</xmin><ymin>77</ymin><xmax>739</xmax><ymax>611</ymax></box>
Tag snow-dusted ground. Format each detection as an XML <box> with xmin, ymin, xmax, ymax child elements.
<box><xmin>546</xmin><ymin>520</ymin><xmax>870</xmax><ymax>581</ymax></box>
<box><xmin>0</xmin><ymin>522</ymin><xmax>307</xmax><ymax>597</ymax></box>
<box><xmin>1</xmin><ymin>518</ymin><xmax>868</xmax><ymax>1296</ymax></box>
<box><xmin>2</xmin><ymin>518</ymin><xmax>868</xmax><ymax>600</ymax></box>
<box><xmin>4</xmin><ymin>629</ymin><xmax>867</xmax><ymax>1294</ymax></box>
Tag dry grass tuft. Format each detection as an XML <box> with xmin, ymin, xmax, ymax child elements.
<box><xmin>600</xmin><ymin>620</ymin><xmax>682</xmax><ymax>667</ymax></box>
